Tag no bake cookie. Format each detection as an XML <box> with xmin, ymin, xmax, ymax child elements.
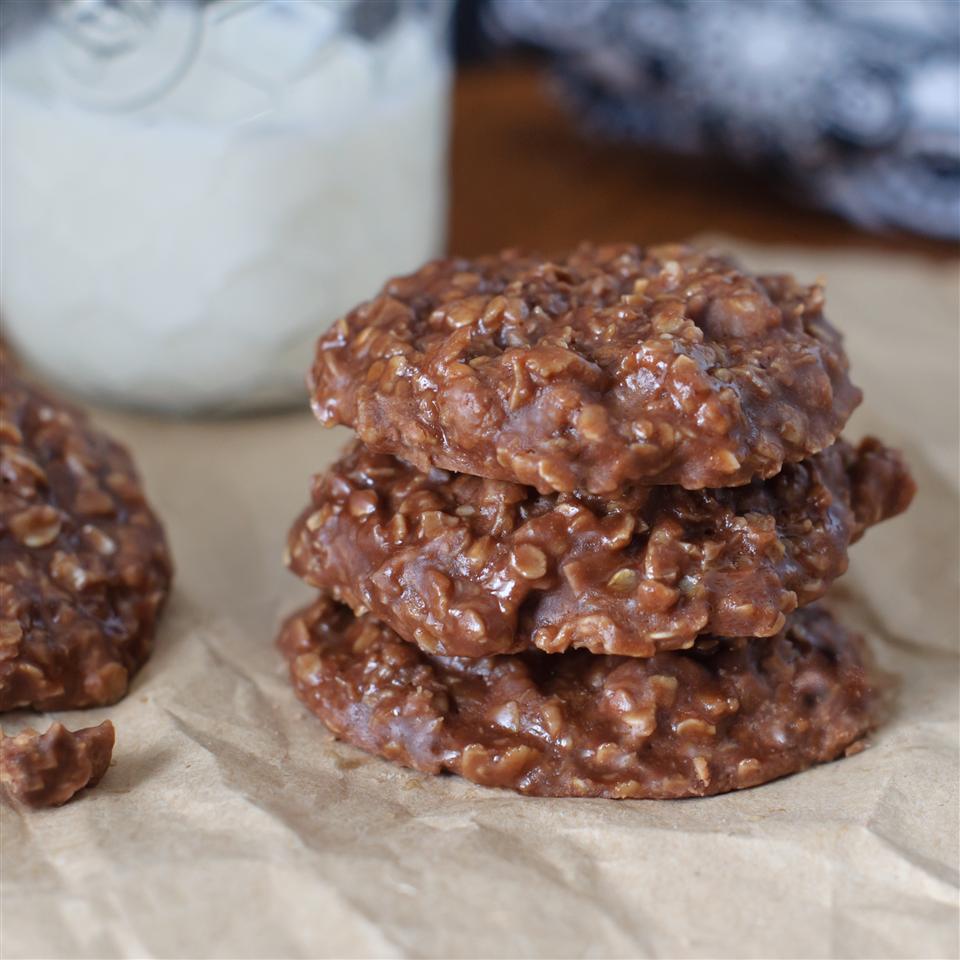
<box><xmin>1</xmin><ymin>363</ymin><xmax>172</xmax><ymax>711</ymax></box>
<box><xmin>310</xmin><ymin>244</ymin><xmax>861</xmax><ymax>493</ymax></box>
<box><xmin>278</xmin><ymin>598</ymin><xmax>881</xmax><ymax>799</ymax></box>
<box><xmin>287</xmin><ymin>438</ymin><xmax>913</xmax><ymax>657</ymax></box>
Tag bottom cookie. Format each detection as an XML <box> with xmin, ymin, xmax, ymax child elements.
<box><xmin>278</xmin><ymin>600</ymin><xmax>882</xmax><ymax>799</ymax></box>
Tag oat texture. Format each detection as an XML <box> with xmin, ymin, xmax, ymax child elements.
<box><xmin>310</xmin><ymin>244</ymin><xmax>861</xmax><ymax>493</ymax></box>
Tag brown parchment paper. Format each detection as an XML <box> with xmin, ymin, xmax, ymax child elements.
<box><xmin>2</xmin><ymin>242</ymin><xmax>958</xmax><ymax>960</ymax></box>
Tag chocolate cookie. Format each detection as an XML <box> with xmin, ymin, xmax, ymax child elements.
<box><xmin>0</xmin><ymin>364</ymin><xmax>172</xmax><ymax>711</ymax></box>
<box><xmin>310</xmin><ymin>244</ymin><xmax>861</xmax><ymax>493</ymax></box>
<box><xmin>1</xmin><ymin>720</ymin><xmax>115</xmax><ymax>807</ymax></box>
<box><xmin>287</xmin><ymin>438</ymin><xmax>913</xmax><ymax>658</ymax></box>
<box><xmin>278</xmin><ymin>599</ymin><xmax>881</xmax><ymax>799</ymax></box>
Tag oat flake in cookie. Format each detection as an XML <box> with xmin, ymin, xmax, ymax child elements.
<box><xmin>310</xmin><ymin>244</ymin><xmax>861</xmax><ymax>493</ymax></box>
<box><xmin>0</xmin><ymin>362</ymin><xmax>172</xmax><ymax>711</ymax></box>
<box><xmin>287</xmin><ymin>438</ymin><xmax>914</xmax><ymax>658</ymax></box>
<box><xmin>278</xmin><ymin>599</ymin><xmax>881</xmax><ymax>799</ymax></box>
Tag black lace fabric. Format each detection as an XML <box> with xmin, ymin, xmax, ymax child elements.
<box><xmin>484</xmin><ymin>0</ymin><xmax>960</xmax><ymax>240</ymax></box>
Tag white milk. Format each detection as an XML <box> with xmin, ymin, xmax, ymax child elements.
<box><xmin>1</xmin><ymin>2</ymin><xmax>451</xmax><ymax>412</ymax></box>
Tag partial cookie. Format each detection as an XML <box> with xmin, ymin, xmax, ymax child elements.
<box><xmin>310</xmin><ymin>243</ymin><xmax>861</xmax><ymax>493</ymax></box>
<box><xmin>1</xmin><ymin>720</ymin><xmax>115</xmax><ymax>807</ymax></box>
<box><xmin>1</xmin><ymin>364</ymin><xmax>172</xmax><ymax>710</ymax></box>
<box><xmin>287</xmin><ymin>438</ymin><xmax>913</xmax><ymax>657</ymax></box>
<box><xmin>278</xmin><ymin>600</ymin><xmax>881</xmax><ymax>799</ymax></box>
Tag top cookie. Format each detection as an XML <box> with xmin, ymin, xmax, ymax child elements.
<box><xmin>310</xmin><ymin>244</ymin><xmax>861</xmax><ymax>493</ymax></box>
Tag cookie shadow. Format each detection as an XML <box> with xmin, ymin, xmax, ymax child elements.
<box><xmin>105</xmin><ymin>746</ymin><xmax>175</xmax><ymax>796</ymax></box>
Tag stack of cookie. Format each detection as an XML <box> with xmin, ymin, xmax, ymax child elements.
<box><xmin>279</xmin><ymin>244</ymin><xmax>914</xmax><ymax>798</ymax></box>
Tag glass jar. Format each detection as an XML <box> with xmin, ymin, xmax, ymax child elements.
<box><xmin>0</xmin><ymin>0</ymin><xmax>453</xmax><ymax>413</ymax></box>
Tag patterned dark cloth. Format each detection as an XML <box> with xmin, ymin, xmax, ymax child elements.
<box><xmin>488</xmin><ymin>0</ymin><xmax>960</xmax><ymax>239</ymax></box>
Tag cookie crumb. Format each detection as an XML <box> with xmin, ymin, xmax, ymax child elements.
<box><xmin>1</xmin><ymin>720</ymin><xmax>115</xmax><ymax>808</ymax></box>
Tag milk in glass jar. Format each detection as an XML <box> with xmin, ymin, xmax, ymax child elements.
<box><xmin>0</xmin><ymin>0</ymin><xmax>453</xmax><ymax>412</ymax></box>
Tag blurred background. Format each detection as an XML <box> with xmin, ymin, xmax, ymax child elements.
<box><xmin>456</xmin><ymin>0</ymin><xmax>960</xmax><ymax>246</ymax></box>
<box><xmin>1</xmin><ymin>0</ymin><xmax>957</xmax><ymax>415</ymax></box>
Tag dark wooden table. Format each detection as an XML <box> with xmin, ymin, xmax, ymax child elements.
<box><xmin>449</xmin><ymin>63</ymin><xmax>956</xmax><ymax>261</ymax></box>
